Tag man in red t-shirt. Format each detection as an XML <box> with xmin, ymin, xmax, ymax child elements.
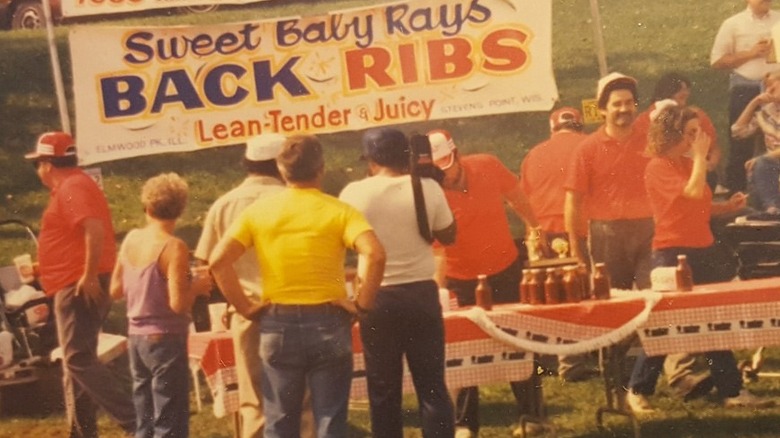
<box><xmin>26</xmin><ymin>132</ymin><xmax>134</xmax><ymax>437</ymax></box>
<box><xmin>519</xmin><ymin>107</ymin><xmax>596</xmax><ymax>382</ymax></box>
<box><xmin>427</xmin><ymin>129</ymin><xmax>543</xmax><ymax>438</ymax></box>
<box><xmin>521</xmin><ymin>107</ymin><xmax>589</xmax><ymax>247</ymax></box>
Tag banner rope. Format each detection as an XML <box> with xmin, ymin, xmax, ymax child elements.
<box><xmin>461</xmin><ymin>294</ymin><xmax>659</xmax><ymax>356</ymax></box>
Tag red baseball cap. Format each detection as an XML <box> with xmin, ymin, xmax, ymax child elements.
<box><xmin>549</xmin><ymin>107</ymin><xmax>583</xmax><ymax>132</ymax></box>
<box><xmin>25</xmin><ymin>131</ymin><xmax>77</xmax><ymax>160</ymax></box>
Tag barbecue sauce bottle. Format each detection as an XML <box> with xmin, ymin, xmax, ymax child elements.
<box><xmin>675</xmin><ymin>255</ymin><xmax>693</xmax><ymax>292</ymax></box>
<box><xmin>544</xmin><ymin>269</ymin><xmax>562</xmax><ymax>304</ymax></box>
<box><xmin>519</xmin><ymin>269</ymin><xmax>532</xmax><ymax>304</ymax></box>
<box><xmin>475</xmin><ymin>274</ymin><xmax>493</xmax><ymax>310</ymax></box>
<box><xmin>529</xmin><ymin>269</ymin><xmax>545</xmax><ymax>305</ymax></box>
<box><xmin>563</xmin><ymin>266</ymin><xmax>582</xmax><ymax>303</ymax></box>
<box><xmin>592</xmin><ymin>263</ymin><xmax>611</xmax><ymax>300</ymax></box>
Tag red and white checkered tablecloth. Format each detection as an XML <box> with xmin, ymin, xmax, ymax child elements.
<box><xmin>637</xmin><ymin>278</ymin><xmax>780</xmax><ymax>356</ymax></box>
<box><xmin>188</xmin><ymin>278</ymin><xmax>780</xmax><ymax>417</ymax></box>
<box><xmin>188</xmin><ymin>331</ymin><xmax>238</xmax><ymax>418</ymax></box>
<box><xmin>188</xmin><ymin>317</ymin><xmax>537</xmax><ymax>415</ymax></box>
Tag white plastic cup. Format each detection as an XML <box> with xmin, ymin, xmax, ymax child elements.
<box><xmin>438</xmin><ymin>288</ymin><xmax>451</xmax><ymax>312</ymax></box>
<box><xmin>208</xmin><ymin>303</ymin><xmax>228</xmax><ymax>332</ymax></box>
<box><xmin>13</xmin><ymin>254</ymin><xmax>35</xmax><ymax>284</ymax></box>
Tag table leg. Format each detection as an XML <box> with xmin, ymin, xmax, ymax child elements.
<box><xmin>595</xmin><ymin>345</ymin><xmax>640</xmax><ymax>438</ymax></box>
<box><xmin>189</xmin><ymin>359</ymin><xmax>203</xmax><ymax>412</ymax></box>
<box><xmin>232</xmin><ymin>411</ymin><xmax>241</xmax><ymax>438</ymax></box>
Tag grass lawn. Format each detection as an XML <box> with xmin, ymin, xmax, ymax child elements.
<box><xmin>3</xmin><ymin>351</ymin><xmax>780</xmax><ymax>437</ymax></box>
<box><xmin>2</xmin><ymin>0</ymin><xmax>780</xmax><ymax>436</ymax></box>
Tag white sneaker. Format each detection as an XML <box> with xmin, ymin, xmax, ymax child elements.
<box><xmin>723</xmin><ymin>389</ymin><xmax>776</xmax><ymax>408</ymax></box>
<box><xmin>455</xmin><ymin>427</ymin><xmax>475</xmax><ymax>438</ymax></box>
<box><xmin>626</xmin><ymin>391</ymin><xmax>655</xmax><ymax>413</ymax></box>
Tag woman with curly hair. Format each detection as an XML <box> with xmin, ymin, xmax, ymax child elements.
<box><xmin>110</xmin><ymin>172</ymin><xmax>212</xmax><ymax>437</ymax></box>
<box><xmin>626</xmin><ymin>104</ymin><xmax>771</xmax><ymax>413</ymax></box>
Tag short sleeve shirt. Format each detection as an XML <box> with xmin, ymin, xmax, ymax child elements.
<box><xmin>37</xmin><ymin>169</ymin><xmax>117</xmax><ymax>294</ymax></box>
<box><xmin>439</xmin><ymin>154</ymin><xmax>519</xmax><ymax>279</ymax></box>
<box><xmin>340</xmin><ymin>175</ymin><xmax>454</xmax><ymax>286</ymax></box>
<box><xmin>194</xmin><ymin>176</ymin><xmax>284</xmax><ymax>298</ymax></box>
<box><xmin>229</xmin><ymin>188</ymin><xmax>372</xmax><ymax>304</ymax></box>
<box><xmin>710</xmin><ymin>8</ymin><xmax>780</xmax><ymax>81</ymax></box>
<box><xmin>564</xmin><ymin>126</ymin><xmax>652</xmax><ymax>221</ymax></box>
<box><xmin>520</xmin><ymin>131</ymin><xmax>589</xmax><ymax>234</ymax></box>
<box><xmin>645</xmin><ymin>157</ymin><xmax>713</xmax><ymax>250</ymax></box>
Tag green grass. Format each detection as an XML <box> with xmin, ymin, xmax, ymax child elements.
<box><xmin>3</xmin><ymin>0</ymin><xmax>780</xmax><ymax>436</ymax></box>
<box><xmin>3</xmin><ymin>351</ymin><xmax>780</xmax><ymax>437</ymax></box>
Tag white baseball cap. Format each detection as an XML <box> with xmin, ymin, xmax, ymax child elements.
<box><xmin>427</xmin><ymin>129</ymin><xmax>457</xmax><ymax>170</ymax></box>
<box><xmin>596</xmin><ymin>72</ymin><xmax>637</xmax><ymax>108</ymax></box>
<box><xmin>245</xmin><ymin>133</ymin><xmax>286</xmax><ymax>161</ymax></box>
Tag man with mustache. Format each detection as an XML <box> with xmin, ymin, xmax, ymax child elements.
<box><xmin>564</xmin><ymin>73</ymin><xmax>653</xmax><ymax>291</ymax></box>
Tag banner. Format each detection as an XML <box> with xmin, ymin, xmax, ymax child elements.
<box><xmin>70</xmin><ymin>0</ymin><xmax>557</xmax><ymax>164</ymax></box>
<box><xmin>61</xmin><ymin>0</ymin><xmax>268</xmax><ymax>18</ymax></box>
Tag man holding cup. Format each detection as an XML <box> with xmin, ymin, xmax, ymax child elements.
<box><xmin>711</xmin><ymin>0</ymin><xmax>780</xmax><ymax>193</ymax></box>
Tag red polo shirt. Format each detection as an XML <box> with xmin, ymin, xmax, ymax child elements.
<box><xmin>520</xmin><ymin>130</ymin><xmax>589</xmax><ymax>234</ymax></box>
<box><xmin>37</xmin><ymin>169</ymin><xmax>116</xmax><ymax>295</ymax></box>
<box><xmin>564</xmin><ymin>125</ymin><xmax>652</xmax><ymax>221</ymax></box>
<box><xmin>438</xmin><ymin>154</ymin><xmax>519</xmax><ymax>279</ymax></box>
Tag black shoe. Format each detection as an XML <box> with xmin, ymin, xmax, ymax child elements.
<box><xmin>679</xmin><ymin>375</ymin><xmax>714</xmax><ymax>401</ymax></box>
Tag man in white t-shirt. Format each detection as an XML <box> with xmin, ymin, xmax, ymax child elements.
<box><xmin>340</xmin><ymin>127</ymin><xmax>456</xmax><ymax>437</ymax></box>
<box><xmin>711</xmin><ymin>0</ymin><xmax>780</xmax><ymax>192</ymax></box>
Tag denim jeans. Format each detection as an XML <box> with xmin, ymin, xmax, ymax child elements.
<box><xmin>589</xmin><ymin>218</ymin><xmax>654</xmax><ymax>290</ymax></box>
<box><xmin>54</xmin><ymin>275</ymin><xmax>135</xmax><ymax>438</ymax></box>
<box><xmin>750</xmin><ymin>155</ymin><xmax>780</xmax><ymax>211</ymax></box>
<box><xmin>446</xmin><ymin>258</ymin><xmax>543</xmax><ymax>432</ymax></box>
<box><xmin>359</xmin><ymin>280</ymin><xmax>454</xmax><ymax>438</ymax></box>
<box><xmin>628</xmin><ymin>247</ymin><xmax>742</xmax><ymax>398</ymax></box>
<box><xmin>128</xmin><ymin>333</ymin><xmax>189</xmax><ymax>438</ymax></box>
<box><xmin>260</xmin><ymin>304</ymin><xmax>353</xmax><ymax>438</ymax></box>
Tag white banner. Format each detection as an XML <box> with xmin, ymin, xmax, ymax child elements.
<box><xmin>70</xmin><ymin>0</ymin><xmax>557</xmax><ymax>164</ymax></box>
<box><xmin>61</xmin><ymin>0</ymin><xmax>268</xmax><ymax>18</ymax></box>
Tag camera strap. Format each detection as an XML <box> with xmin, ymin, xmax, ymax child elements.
<box><xmin>411</xmin><ymin>171</ymin><xmax>434</xmax><ymax>244</ymax></box>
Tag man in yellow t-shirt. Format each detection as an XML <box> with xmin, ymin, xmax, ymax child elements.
<box><xmin>210</xmin><ymin>134</ymin><xmax>385</xmax><ymax>437</ymax></box>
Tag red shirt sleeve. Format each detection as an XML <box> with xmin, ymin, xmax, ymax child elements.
<box><xmin>486</xmin><ymin>155</ymin><xmax>520</xmax><ymax>195</ymax></box>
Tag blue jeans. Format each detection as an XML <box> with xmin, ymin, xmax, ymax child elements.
<box><xmin>260</xmin><ymin>304</ymin><xmax>353</xmax><ymax>438</ymax></box>
<box><xmin>359</xmin><ymin>280</ymin><xmax>454</xmax><ymax>438</ymax></box>
<box><xmin>589</xmin><ymin>218</ymin><xmax>654</xmax><ymax>290</ymax></box>
<box><xmin>128</xmin><ymin>333</ymin><xmax>190</xmax><ymax>438</ymax></box>
<box><xmin>750</xmin><ymin>155</ymin><xmax>780</xmax><ymax>211</ymax></box>
<box><xmin>628</xmin><ymin>247</ymin><xmax>742</xmax><ymax>398</ymax></box>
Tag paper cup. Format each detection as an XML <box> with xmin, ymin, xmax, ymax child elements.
<box><xmin>438</xmin><ymin>288</ymin><xmax>451</xmax><ymax>312</ymax></box>
<box><xmin>13</xmin><ymin>254</ymin><xmax>35</xmax><ymax>284</ymax></box>
<box><xmin>208</xmin><ymin>303</ymin><xmax>228</xmax><ymax>332</ymax></box>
